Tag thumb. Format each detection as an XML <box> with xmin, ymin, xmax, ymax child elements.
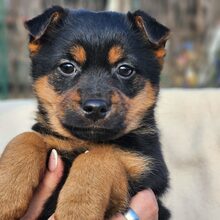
<box><xmin>21</xmin><ymin>149</ymin><xmax>64</xmax><ymax>220</ymax></box>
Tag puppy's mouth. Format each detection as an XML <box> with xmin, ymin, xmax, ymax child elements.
<box><xmin>63</xmin><ymin>125</ymin><xmax>120</xmax><ymax>142</ymax></box>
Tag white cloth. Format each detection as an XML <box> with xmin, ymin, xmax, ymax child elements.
<box><xmin>0</xmin><ymin>89</ymin><xmax>220</xmax><ymax>220</ymax></box>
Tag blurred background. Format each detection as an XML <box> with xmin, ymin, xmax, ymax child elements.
<box><xmin>0</xmin><ymin>0</ymin><xmax>220</xmax><ymax>98</ymax></box>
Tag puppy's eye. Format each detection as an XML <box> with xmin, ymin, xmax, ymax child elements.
<box><xmin>117</xmin><ymin>65</ymin><xmax>135</xmax><ymax>78</ymax></box>
<box><xmin>58</xmin><ymin>63</ymin><xmax>77</xmax><ymax>76</ymax></box>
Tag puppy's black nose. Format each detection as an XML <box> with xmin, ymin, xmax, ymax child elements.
<box><xmin>82</xmin><ymin>99</ymin><xmax>109</xmax><ymax>121</ymax></box>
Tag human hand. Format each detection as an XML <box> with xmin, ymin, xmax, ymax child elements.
<box><xmin>21</xmin><ymin>149</ymin><xmax>158</xmax><ymax>220</ymax></box>
<box><xmin>110</xmin><ymin>189</ymin><xmax>158</xmax><ymax>220</ymax></box>
<box><xmin>21</xmin><ymin>149</ymin><xmax>64</xmax><ymax>220</ymax></box>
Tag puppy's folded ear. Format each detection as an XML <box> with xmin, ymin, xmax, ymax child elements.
<box><xmin>128</xmin><ymin>10</ymin><xmax>170</xmax><ymax>48</ymax></box>
<box><xmin>24</xmin><ymin>5</ymin><xmax>65</xmax><ymax>40</ymax></box>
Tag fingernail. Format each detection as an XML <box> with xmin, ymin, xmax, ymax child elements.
<box><xmin>48</xmin><ymin>149</ymin><xmax>58</xmax><ymax>172</ymax></box>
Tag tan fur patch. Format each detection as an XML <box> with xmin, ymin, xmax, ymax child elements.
<box><xmin>134</xmin><ymin>16</ymin><xmax>149</xmax><ymax>40</ymax></box>
<box><xmin>135</xmin><ymin>16</ymin><xmax>145</xmax><ymax>31</ymax></box>
<box><xmin>116</xmin><ymin>149</ymin><xmax>152</xmax><ymax>180</ymax></box>
<box><xmin>67</xmin><ymin>89</ymin><xmax>81</xmax><ymax>103</ymax></box>
<box><xmin>155</xmin><ymin>48</ymin><xmax>166</xmax><ymax>66</ymax></box>
<box><xmin>52</xmin><ymin>12</ymin><xmax>61</xmax><ymax>23</ymax></box>
<box><xmin>155</xmin><ymin>48</ymin><xmax>166</xmax><ymax>58</ymax></box>
<box><xmin>0</xmin><ymin>132</ymin><xmax>47</xmax><ymax>219</ymax></box>
<box><xmin>28</xmin><ymin>42</ymin><xmax>40</xmax><ymax>55</ymax></box>
<box><xmin>34</xmin><ymin>76</ymin><xmax>60</xmax><ymax>106</ymax></box>
<box><xmin>55</xmin><ymin>147</ymin><xmax>128</xmax><ymax>219</ymax></box>
<box><xmin>59</xmin><ymin>89</ymin><xmax>81</xmax><ymax>113</ymax></box>
<box><xmin>108</xmin><ymin>46</ymin><xmax>124</xmax><ymax>65</ymax></box>
<box><xmin>54</xmin><ymin>146</ymin><xmax>151</xmax><ymax>219</ymax></box>
<box><xmin>125</xmin><ymin>81</ymin><xmax>156</xmax><ymax>132</ymax></box>
<box><xmin>33</xmin><ymin>76</ymin><xmax>72</xmax><ymax>138</ymax></box>
<box><xmin>111</xmin><ymin>91</ymin><xmax>121</xmax><ymax>104</ymax></box>
<box><xmin>43</xmin><ymin>135</ymin><xmax>86</xmax><ymax>151</ymax></box>
<box><xmin>135</xmin><ymin>15</ymin><xmax>169</xmax><ymax>50</ymax></box>
<box><xmin>70</xmin><ymin>45</ymin><xmax>87</xmax><ymax>64</ymax></box>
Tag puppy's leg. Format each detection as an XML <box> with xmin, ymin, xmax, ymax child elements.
<box><xmin>104</xmin><ymin>149</ymin><xmax>152</xmax><ymax>217</ymax></box>
<box><xmin>117</xmin><ymin>150</ymin><xmax>170</xmax><ymax>220</ymax></box>
<box><xmin>0</xmin><ymin>132</ymin><xmax>47</xmax><ymax>220</ymax></box>
<box><xmin>54</xmin><ymin>147</ymin><xmax>128</xmax><ymax>220</ymax></box>
<box><xmin>116</xmin><ymin>149</ymin><xmax>152</xmax><ymax>181</ymax></box>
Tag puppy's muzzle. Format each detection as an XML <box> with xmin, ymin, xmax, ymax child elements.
<box><xmin>82</xmin><ymin>99</ymin><xmax>110</xmax><ymax>121</ymax></box>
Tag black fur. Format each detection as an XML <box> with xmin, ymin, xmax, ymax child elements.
<box><xmin>24</xmin><ymin>6</ymin><xmax>65</xmax><ymax>40</ymax></box>
<box><xmin>26</xmin><ymin>6</ymin><xmax>171</xmax><ymax>219</ymax></box>
<box><xmin>32</xmin><ymin>123</ymin><xmax>69</xmax><ymax>140</ymax></box>
<box><xmin>128</xmin><ymin>10</ymin><xmax>170</xmax><ymax>46</ymax></box>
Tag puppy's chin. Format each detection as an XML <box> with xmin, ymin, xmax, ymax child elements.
<box><xmin>63</xmin><ymin>125</ymin><xmax>121</xmax><ymax>142</ymax></box>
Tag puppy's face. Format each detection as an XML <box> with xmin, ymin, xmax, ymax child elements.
<box><xmin>25</xmin><ymin>6</ymin><xmax>169</xmax><ymax>141</ymax></box>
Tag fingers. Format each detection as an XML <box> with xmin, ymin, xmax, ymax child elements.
<box><xmin>21</xmin><ymin>150</ymin><xmax>157</xmax><ymax>220</ymax></box>
<box><xmin>21</xmin><ymin>149</ymin><xmax>64</xmax><ymax>220</ymax></box>
<box><xmin>130</xmin><ymin>189</ymin><xmax>158</xmax><ymax>220</ymax></box>
<box><xmin>110</xmin><ymin>189</ymin><xmax>158</xmax><ymax>220</ymax></box>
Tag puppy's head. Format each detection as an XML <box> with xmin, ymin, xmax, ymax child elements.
<box><xmin>25</xmin><ymin>6</ymin><xmax>170</xmax><ymax>142</ymax></box>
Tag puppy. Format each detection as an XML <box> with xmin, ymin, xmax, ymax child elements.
<box><xmin>0</xmin><ymin>6</ymin><xmax>170</xmax><ymax>220</ymax></box>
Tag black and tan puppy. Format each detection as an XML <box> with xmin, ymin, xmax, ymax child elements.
<box><xmin>0</xmin><ymin>6</ymin><xmax>170</xmax><ymax>220</ymax></box>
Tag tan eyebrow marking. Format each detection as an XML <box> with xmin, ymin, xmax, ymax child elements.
<box><xmin>154</xmin><ymin>48</ymin><xmax>166</xmax><ymax>66</ymax></box>
<box><xmin>70</xmin><ymin>45</ymin><xmax>87</xmax><ymax>64</ymax></box>
<box><xmin>155</xmin><ymin>48</ymin><xmax>166</xmax><ymax>59</ymax></box>
<box><xmin>108</xmin><ymin>45</ymin><xmax>124</xmax><ymax>65</ymax></box>
<box><xmin>28</xmin><ymin>42</ymin><xmax>41</xmax><ymax>55</ymax></box>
